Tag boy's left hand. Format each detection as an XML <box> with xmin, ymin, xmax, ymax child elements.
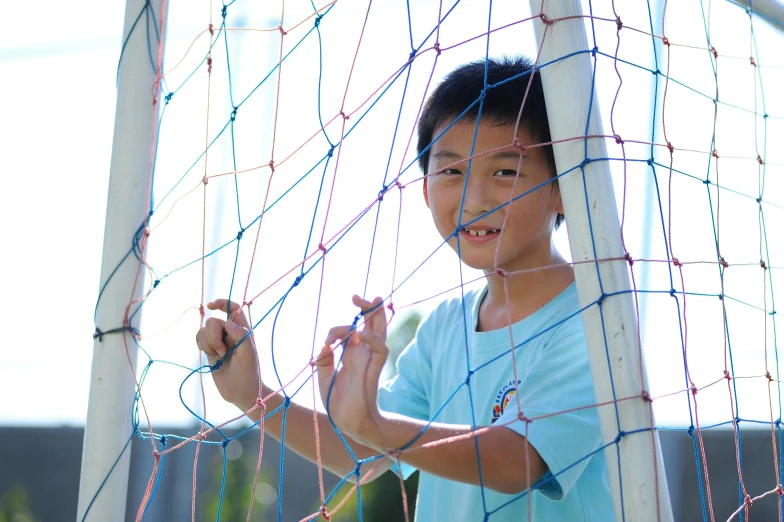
<box><xmin>317</xmin><ymin>295</ymin><xmax>389</xmax><ymax>447</ymax></box>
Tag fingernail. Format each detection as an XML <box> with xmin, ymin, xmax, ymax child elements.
<box><xmin>226</xmin><ymin>319</ymin><xmax>237</xmax><ymax>329</ymax></box>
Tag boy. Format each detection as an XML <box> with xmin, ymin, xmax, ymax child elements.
<box><xmin>197</xmin><ymin>56</ymin><xmax>613</xmax><ymax>520</ymax></box>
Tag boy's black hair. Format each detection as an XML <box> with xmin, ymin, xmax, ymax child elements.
<box><xmin>416</xmin><ymin>56</ymin><xmax>564</xmax><ymax>228</ymax></box>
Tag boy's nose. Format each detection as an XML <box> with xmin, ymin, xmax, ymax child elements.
<box><xmin>460</xmin><ymin>173</ymin><xmax>493</xmax><ymax>220</ymax></box>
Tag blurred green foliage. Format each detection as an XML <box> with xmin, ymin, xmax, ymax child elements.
<box><xmin>0</xmin><ymin>485</ymin><xmax>37</xmax><ymax>522</ymax></box>
<box><xmin>322</xmin><ymin>469</ymin><xmax>419</xmax><ymax>522</ymax></box>
<box><xmin>382</xmin><ymin>310</ymin><xmax>424</xmax><ymax>383</ymax></box>
<box><xmin>201</xmin><ymin>441</ymin><xmax>274</xmax><ymax>522</ymax></box>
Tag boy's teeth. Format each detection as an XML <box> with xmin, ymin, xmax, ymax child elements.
<box><xmin>466</xmin><ymin>229</ymin><xmax>496</xmax><ymax>237</ymax></box>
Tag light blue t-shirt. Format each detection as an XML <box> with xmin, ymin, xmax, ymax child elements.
<box><xmin>377</xmin><ymin>282</ymin><xmax>613</xmax><ymax>521</ymax></box>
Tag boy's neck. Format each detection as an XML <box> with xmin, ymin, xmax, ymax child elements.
<box><xmin>477</xmin><ymin>244</ymin><xmax>574</xmax><ymax>332</ymax></box>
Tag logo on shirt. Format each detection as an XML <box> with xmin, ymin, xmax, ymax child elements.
<box><xmin>492</xmin><ymin>379</ymin><xmax>522</xmax><ymax>424</ymax></box>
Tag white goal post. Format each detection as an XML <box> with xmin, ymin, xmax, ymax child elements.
<box><xmin>76</xmin><ymin>0</ymin><xmax>167</xmax><ymax>520</ymax></box>
<box><xmin>529</xmin><ymin>1</ymin><xmax>674</xmax><ymax>521</ymax></box>
<box><xmin>731</xmin><ymin>0</ymin><xmax>784</xmax><ymax>25</ymax></box>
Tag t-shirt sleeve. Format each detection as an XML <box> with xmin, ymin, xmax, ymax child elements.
<box><xmin>377</xmin><ymin>338</ymin><xmax>432</xmax><ymax>420</ymax></box>
<box><xmin>497</xmin><ymin>327</ymin><xmax>603</xmax><ymax>500</ymax></box>
<box><xmin>377</xmin><ymin>317</ymin><xmax>434</xmax><ymax>480</ymax></box>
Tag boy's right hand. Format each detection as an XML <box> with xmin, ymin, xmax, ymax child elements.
<box><xmin>196</xmin><ymin>299</ymin><xmax>260</xmax><ymax>410</ymax></box>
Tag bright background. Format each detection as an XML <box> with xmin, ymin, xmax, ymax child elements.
<box><xmin>1</xmin><ymin>0</ymin><xmax>782</xmax><ymax>437</ymax></box>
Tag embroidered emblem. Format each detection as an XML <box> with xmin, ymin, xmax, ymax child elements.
<box><xmin>492</xmin><ymin>379</ymin><xmax>522</xmax><ymax>424</ymax></box>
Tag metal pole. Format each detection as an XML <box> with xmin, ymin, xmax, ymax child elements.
<box><xmin>730</xmin><ymin>0</ymin><xmax>784</xmax><ymax>27</ymax></box>
<box><xmin>77</xmin><ymin>0</ymin><xmax>166</xmax><ymax>519</ymax></box>
<box><xmin>528</xmin><ymin>1</ymin><xmax>673</xmax><ymax>520</ymax></box>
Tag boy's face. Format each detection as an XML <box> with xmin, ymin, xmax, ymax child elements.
<box><xmin>424</xmin><ymin>118</ymin><xmax>562</xmax><ymax>273</ymax></box>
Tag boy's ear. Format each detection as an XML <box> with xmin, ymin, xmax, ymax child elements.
<box><xmin>423</xmin><ymin>179</ymin><xmax>430</xmax><ymax>208</ymax></box>
<box><xmin>551</xmin><ymin>180</ymin><xmax>563</xmax><ymax>214</ymax></box>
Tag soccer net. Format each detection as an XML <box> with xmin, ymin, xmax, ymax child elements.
<box><xmin>79</xmin><ymin>0</ymin><xmax>783</xmax><ymax>520</ymax></box>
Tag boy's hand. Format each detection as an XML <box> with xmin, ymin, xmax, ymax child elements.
<box><xmin>317</xmin><ymin>295</ymin><xmax>389</xmax><ymax>447</ymax></box>
<box><xmin>196</xmin><ymin>299</ymin><xmax>260</xmax><ymax>410</ymax></box>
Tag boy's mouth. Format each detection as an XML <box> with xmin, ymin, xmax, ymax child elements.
<box><xmin>459</xmin><ymin>227</ymin><xmax>501</xmax><ymax>243</ymax></box>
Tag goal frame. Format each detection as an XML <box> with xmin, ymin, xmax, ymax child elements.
<box><xmin>529</xmin><ymin>0</ymin><xmax>674</xmax><ymax>520</ymax></box>
<box><xmin>731</xmin><ymin>0</ymin><xmax>784</xmax><ymax>27</ymax></box>
<box><xmin>79</xmin><ymin>0</ymin><xmax>784</xmax><ymax>520</ymax></box>
<box><xmin>76</xmin><ymin>0</ymin><xmax>167</xmax><ymax>520</ymax></box>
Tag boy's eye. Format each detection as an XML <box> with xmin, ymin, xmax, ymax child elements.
<box><xmin>442</xmin><ymin>168</ymin><xmax>463</xmax><ymax>176</ymax></box>
<box><xmin>495</xmin><ymin>169</ymin><xmax>520</xmax><ymax>177</ymax></box>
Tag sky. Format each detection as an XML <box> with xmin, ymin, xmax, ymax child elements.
<box><xmin>0</xmin><ymin>2</ymin><xmax>126</xmax><ymax>425</ymax></box>
<box><xmin>0</xmin><ymin>0</ymin><xmax>782</xmax><ymax>436</ymax></box>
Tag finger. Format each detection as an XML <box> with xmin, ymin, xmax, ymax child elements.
<box><xmin>354</xmin><ymin>295</ymin><xmax>387</xmax><ymax>338</ymax></box>
<box><xmin>207</xmin><ymin>298</ymin><xmax>242</xmax><ymax>313</ymax></box>
<box><xmin>369</xmin><ymin>296</ymin><xmax>386</xmax><ymax>332</ymax></box>
<box><xmin>315</xmin><ymin>343</ymin><xmax>335</xmax><ymax>369</ymax></box>
<box><xmin>224</xmin><ymin>318</ymin><xmax>251</xmax><ymax>347</ymax></box>
<box><xmin>352</xmin><ymin>294</ymin><xmax>373</xmax><ymax>308</ymax></box>
<box><xmin>324</xmin><ymin>325</ymin><xmax>354</xmax><ymax>347</ymax></box>
<box><xmin>352</xmin><ymin>294</ymin><xmax>382</xmax><ymax>318</ymax></box>
<box><xmin>196</xmin><ymin>328</ymin><xmax>220</xmax><ymax>363</ymax></box>
<box><xmin>205</xmin><ymin>317</ymin><xmax>228</xmax><ymax>358</ymax></box>
<box><xmin>207</xmin><ymin>299</ymin><xmax>251</xmax><ymax>329</ymax></box>
<box><xmin>316</xmin><ymin>343</ymin><xmax>336</xmax><ymax>407</ymax></box>
<box><xmin>352</xmin><ymin>294</ymin><xmax>382</xmax><ymax>314</ymax></box>
<box><xmin>354</xmin><ymin>331</ymin><xmax>389</xmax><ymax>359</ymax></box>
